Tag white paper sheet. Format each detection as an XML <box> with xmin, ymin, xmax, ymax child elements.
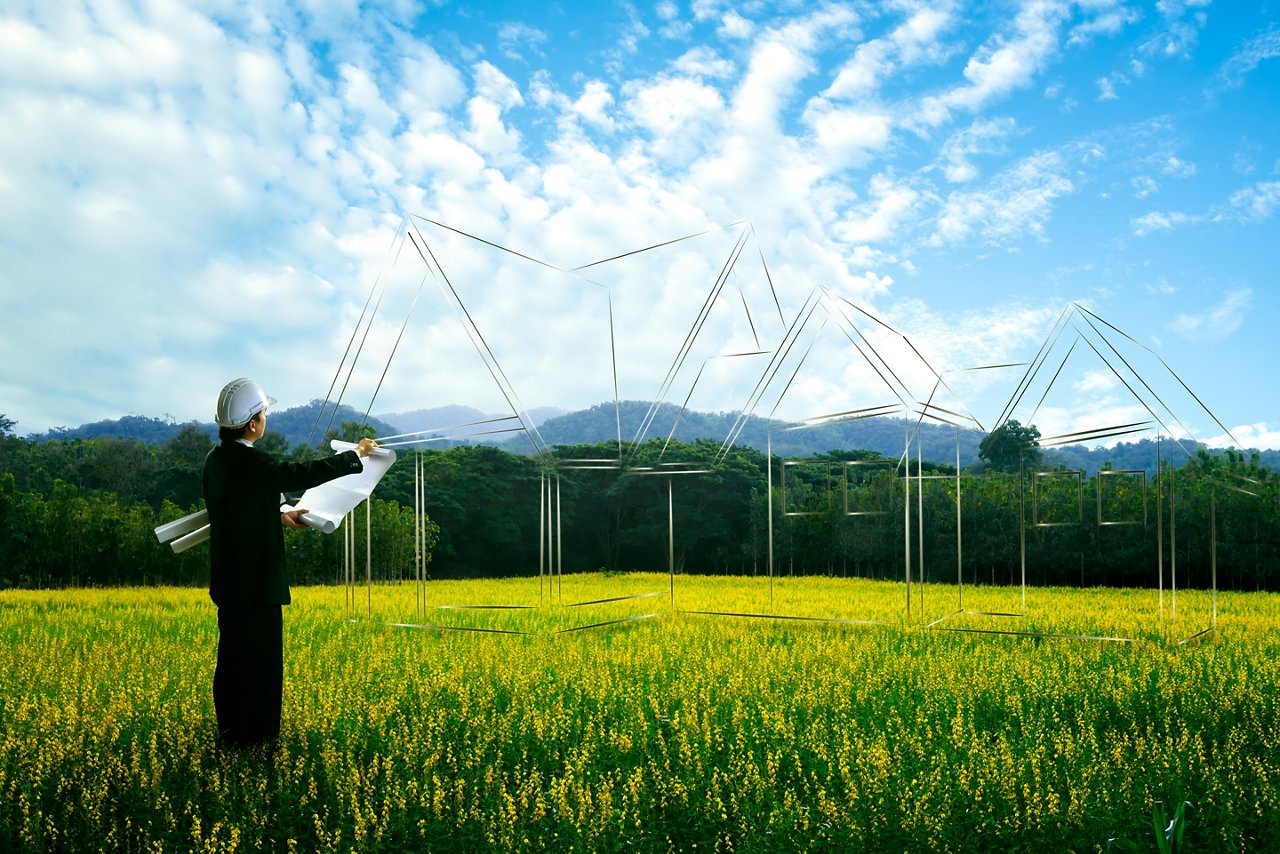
<box><xmin>279</xmin><ymin>441</ymin><xmax>397</xmax><ymax>534</ymax></box>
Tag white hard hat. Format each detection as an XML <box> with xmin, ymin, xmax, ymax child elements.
<box><xmin>215</xmin><ymin>377</ymin><xmax>277</xmax><ymax>428</ymax></box>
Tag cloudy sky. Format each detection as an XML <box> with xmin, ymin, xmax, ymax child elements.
<box><xmin>2</xmin><ymin>0</ymin><xmax>1277</xmax><ymax>449</ymax></box>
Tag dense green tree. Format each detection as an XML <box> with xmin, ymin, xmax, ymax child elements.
<box><xmin>0</xmin><ymin>428</ymin><xmax>1277</xmax><ymax>592</ymax></box>
<box><xmin>978</xmin><ymin>419</ymin><xmax>1042</xmax><ymax>473</ymax></box>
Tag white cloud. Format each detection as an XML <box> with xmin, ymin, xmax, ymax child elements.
<box><xmin>1074</xmin><ymin>369</ymin><xmax>1119</xmax><ymax>394</ymax></box>
<box><xmin>932</xmin><ymin>150</ymin><xmax>1074</xmax><ymax>245</ymax></box>
<box><xmin>823</xmin><ymin>5</ymin><xmax>951</xmax><ymax>102</ymax></box>
<box><xmin>1131</xmin><ymin>175</ymin><xmax>1158</xmax><ymax>198</ymax></box>
<box><xmin>1222</xmin><ymin>181</ymin><xmax>1280</xmax><ymax>222</ymax></box>
<box><xmin>1133</xmin><ymin>180</ymin><xmax>1280</xmax><ymax>235</ymax></box>
<box><xmin>1131</xmin><ymin>209</ymin><xmax>1198</xmax><ymax>235</ymax></box>
<box><xmin>1142</xmin><ymin>0</ymin><xmax>1211</xmax><ymax>58</ymax></box>
<box><xmin>1169</xmin><ymin>288</ymin><xmax>1252</xmax><ymax>341</ymax></box>
<box><xmin>464</xmin><ymin>62</ymin><xmax>524</xmax><ymax>163</ymax></box>
<box><xmin>690</xmin><ymin>0</ymin><xmax>730</xmax><ymax>22</ymax></box>
<box><xmin>939</xmin><ymin>116</ymin><xmax>1017</xmax><ymax>182</ymax></box>
<box><xmin>1161</xmin><ymin>155</ymin><xmax>1195</xmax><ymax>178</ymax></box>
<box><xmin>573</xmin><ymin>80</ymin><xmax>616</xmax><ymax>131</ymax></box>
<box><xmin>807</xmin><ymin>106</ymin><xmax>892</xmax><ymax>171</ymax></box>
<box><xmin>834</xmin><ymin>174</ymin><xmax>920</xmax><ymax>244</ymax></box>
<box><xmin>733</xmin><ymin>12</ymin><xmax>845</xmax><ymax>134</ymax></box>
<box><xmin>915</xmin><ymin>1</ymin><xmax>1071</xmax><ymax>127</ymax></box>
<box><xmin>397</xmin><ymin>44</ymin><xmax>467</xmax><ymax>115</ymax></box>
<box><xmin>824</xmin><ymin>40</ymin><xmax>894</xmax><ymax>101</ymax></box>
<box><xmin>1204</xmin><ymin>422</ymin><xmax>1280</xmax><ymax>451</ymax></box>
<box><xmin>497</xmin><ymin>22</ymin><xmax>548</xmax><ymax>61</ymax></box>
<box><xmin>719</xmin><ymin>11</ymin><xmax>754</xmax><ymax>40</ymax></box>
<box><xmin>339</xmin><ymin>63</ymin><xmax>398</xmax><ymax>132</ymax></box>
<box><xmin>672</xmin><ymin>46</ymin><xmax>735</xmax><ymax>79</ymax></box>
<box><xmin>892</xmin><ymin>4</ymin><xmax>953</xmax><ymax>64</ymax></box>
<box><xmin>1214</xmin><ymin>24</ymin><xmax>1280</xmax><ymax>91</ymax></box>
<box><xmin>1067</xmin><ymin>5</ymin><xmax>1141</xmax><ymax>46</ymax></box>
<box><xmin>624</xmin><ymin>75</ymin><xmax>726</xmax><ymax>161</ymax></box>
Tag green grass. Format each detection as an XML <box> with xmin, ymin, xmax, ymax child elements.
<box><xmin>2</xmin><ymin>576</ymin><xmax>1278</xmax><ymax>851</ymax></box>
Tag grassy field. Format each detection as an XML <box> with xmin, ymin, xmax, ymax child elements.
<box><xmin>2</xmin><ymin>575</ymin><xmax>1278</xmax><ymax>851</ymax></box>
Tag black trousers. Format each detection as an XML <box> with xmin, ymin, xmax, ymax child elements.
<box><xmin>214</xmin><ymin>604</ymin><xmax>283</xmax><ymax>748</ymax></box>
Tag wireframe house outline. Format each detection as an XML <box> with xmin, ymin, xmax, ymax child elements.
<box><xmin>306</xmin><ymin>217</ymin><xmax>1250</xmax><ymax>642</ymax></box>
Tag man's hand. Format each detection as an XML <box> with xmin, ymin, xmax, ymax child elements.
<box><xmin>356</xmin><ymin>438</ymin><xmax>379</xmax><ymax>457</ymax></box>
<box><xmin>281</xmin><ymin>508</ymin><xmax>311</xmax><ymax>530</ymax></box>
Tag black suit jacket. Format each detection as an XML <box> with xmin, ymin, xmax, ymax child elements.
<box><xmin>203</xmin><ymin>441</ymin><xmax>363</xmax><ymax>608</ymax></box>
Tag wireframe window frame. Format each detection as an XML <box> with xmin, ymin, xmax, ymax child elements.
<box><xmin>1032</xmin><ymin>470</ymin><xmax>1083</xmax><ymax>528</ymax></box>
<box><xmin>781</xmin><ymin>460</ymin><xmax>831</xmax><ymax>517</ymax></box>
<box><xmin>1096</xmin><ymin>469</ymin><xmax>1147</xmax><ymax>527</ymax></box>
<box><xmin>842</xmin><ymin>459</ymin><xmax>895</xmax><ymax>517</ymax></box>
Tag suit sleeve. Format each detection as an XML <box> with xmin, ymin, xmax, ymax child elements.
<box><xmin>251</xmin><ymin>449</ymin><xmax>364</xmax><ymax>494</ymax></box>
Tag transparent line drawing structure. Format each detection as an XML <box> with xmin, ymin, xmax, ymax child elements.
<box><xmin>925</xmin><ymin>303</ymin><xmax>1247</xmax><ymax>644</ymax></box>
<box><xmin>327</xmin><ymin>217</ymin><xmax>788</xmax><ymax>634</ymax></box>
<box><xmin>688</xmin><ymin>284</ymin><xmax>996</xmax><ymax>629</ymax></box>
<box><xmin>312</xmin><ymin>218</ymin><xmax>1247</xmax><ymax>643</ymax></box>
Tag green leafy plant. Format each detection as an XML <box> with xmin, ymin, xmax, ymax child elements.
<box><xmin>1109</xmin><ymin>799</ymin><xmax>1192</xmax><ymax>853</ymax></box>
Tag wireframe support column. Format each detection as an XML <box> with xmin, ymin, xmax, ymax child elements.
<box><xmin>414</xmin><ymin>450</ymin><xmax>422</xmax><ymax>622</ymax></box>
<box><xmin>555</xmin><ymin>476</ymin><xmax>563</xmax><ymax>604</ymax></box>
<box><xmin>343</xmin><ymin>509</ymin><xmax>352</xmax><ymax>619</ymax></box>
<box><xmin>1171</xmin><ymin>463</ymin><xmax>1178</xmax><ymax>621</ymax></box>
<box><xmin>539</xmin><ymin>472</ymin><xmax>546</xmax><ymax>607</ymax></box>
<box><xmin>366</xmin><ymin>498</ymin><xmax>372</xmax><ymax>619</ymax></box>
<box><xmin>1157</xmin><ymin>436</ymin><xmax>1164</xmax><ymax>626</ymax></box>
<box><xmin>767</xmin><ymin>433</ymin><xmax>775</xmax><ymax>607</ymax></box>
<box><xmin>917</xmin><ymin>437</ymin><xmax>924</xmax><ymax>621</ymax></box>
<box><xmin>1211</xmin><ymin>490</ymin><xmax>1218</xmax><ymax>631</ymax></box>
<box><xmin>420</xmin><ymin>451</ymin><xmax>428</xmax><ymax>622</ymax></box>
<box><xmin>903</xmin><ymin>417</ymin><xmax>911</xmax><ymax>617</ymax></box>
<box><xmin>1019</xmin><ymin>452</ymin><xmax>1027</xmax><ymax>614</ymax></box>
<box><xmin>955</xmin><ymin>428</ymin><xmax>963</xmax><ymax>611</ymax></box>
<box><xmin>668</xmin><ymin>477</ymin><xmax>675</xmax><ymax>608</ymax></box>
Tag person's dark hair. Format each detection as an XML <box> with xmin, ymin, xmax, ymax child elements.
<box><xmin>218</xmin><ymin>411</ymin><xmax>262</xmax><ymax>443</ymax></box>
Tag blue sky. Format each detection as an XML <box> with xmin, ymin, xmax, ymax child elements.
<box><xmin>1</xmin><ymin>0</ymin><xmax>1278</xmax><ymax>450</ymax></box>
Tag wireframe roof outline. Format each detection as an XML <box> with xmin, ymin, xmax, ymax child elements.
<box><xmin>725</xmin><ymin>287</ymin><xmax>992</xmax><ymax>465</ymax></box>
<box><xmin>992</xmin><ymin>303</ymin><xmax>1242</xmax><ymax>456</ymax></box>
<box><xmin>311</xmin><ymin>216</ymin><xmax>808</xmax><ymax>467</ymax></box>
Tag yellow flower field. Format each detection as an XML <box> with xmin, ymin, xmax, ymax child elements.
<box><xmin>2</xmin><ymin>575</ymin><xmax>1278</xmax><ymax>851</ymax></box>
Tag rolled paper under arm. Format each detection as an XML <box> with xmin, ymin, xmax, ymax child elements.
<box><xmin>280</xmin><ymin>505</ymin><xmax>341</xmax><ymax>534</ymax></box>
<box><xmin>170</xmin><ymin>524</ymin><xmax>210</xmax><ymax>554</ymax></box>
<box><xmin>154</xmin><ymin>509</ymin><xmax>208</xmax><ymax>543</ymax></box>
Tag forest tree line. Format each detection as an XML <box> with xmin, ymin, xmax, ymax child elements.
<box><xmin>0</xmin><ymin>415</ymin><xmax>1277</xmax><ymax>591</ymax></box>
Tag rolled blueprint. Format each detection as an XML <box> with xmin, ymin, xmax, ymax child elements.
<box><xmin>154</xmin><ymin>509</ymin><xmax>208</xmax><ymax>543</ymax></box>
<box><xmin>279</xmin><ymin>441</ymin><xmax>397</xmax><ymax>534</ymax></box>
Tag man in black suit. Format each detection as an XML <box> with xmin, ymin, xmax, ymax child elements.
<box><xmin>202</xmin><ymin>377</ymin><xmax>376</xmax><ymax>750</ymax></box>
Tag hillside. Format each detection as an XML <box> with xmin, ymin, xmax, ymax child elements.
<box><xmin>494</xmin><ymin>400</ymin><xmax>1261</xmax><ymax>475</ymax></box>
<box><xmin>27</xmin><ymin>399</ymin><xmax>1280</xmax><ymax>473</ymax></box>
<box><xmin>375</xmin><ymin>404</ymin><xmax>567</xmax><ymax>440</ymax></box>
<box><xmin>39</xmin><ymin>401</ymin><xmax>397</xmax><ymax>449</ymax></box>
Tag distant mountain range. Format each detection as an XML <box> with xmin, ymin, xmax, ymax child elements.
<box><xmin>40</xmin><ymin>401</ymin><xmax>400</xmax><ymax>449</ymax></box>
<box><xmin>31</xmin><ymin>400</ymin><xmax>1279</xmax><ymax>474</ymax></box>
<box><xmin>490</xmin><ymin>401</ymin><xmax>1250</xmax><ymax>475</ymax></box>
<box><xmin>377</xmin><ymin>404</ymin><xmax>567</xmax><ymax>440</ymax></box>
